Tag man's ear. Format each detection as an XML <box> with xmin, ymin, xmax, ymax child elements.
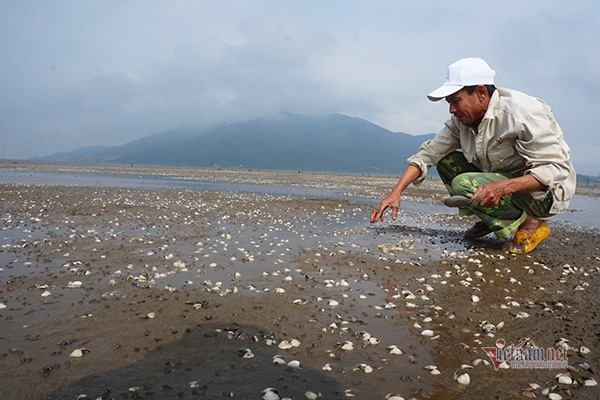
<box><xmin>476</xmin><ymin>85</ymin><xmax>488</xmax><ymax>100</ymax></box>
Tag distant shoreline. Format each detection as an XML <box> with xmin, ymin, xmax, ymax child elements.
<box><xmin>1</xmin><ymin>159</ymin><xmax>598</xmax><ymax>198</ymax></box>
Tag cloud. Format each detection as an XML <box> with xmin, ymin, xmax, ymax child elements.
<box><xmin>1</xmin><ymin>1</ymin><xmax>599</xmax><ymax>174</ymax></box>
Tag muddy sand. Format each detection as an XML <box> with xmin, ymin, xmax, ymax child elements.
<box><xmin>1</xmin><ymin>164</ymin><xmax>599</xmax><ymax>400</ymax></box>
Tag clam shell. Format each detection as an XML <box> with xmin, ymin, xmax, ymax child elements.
<box><xmin>584</xmin><ymin>378</ymin><xmax>597</xmax><ymax>387</ymax></box>
<box><xmin>455</xmin><ymin>373</ymin><xmax>470</xmax><ymax>385</ymax></box>
<box><xmin>69</xmin><ymin>349</ymin><xmax>84</xmax><ymax>358</ymax></box>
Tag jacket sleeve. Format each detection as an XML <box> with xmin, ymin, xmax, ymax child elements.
<box><xmin>515</xmin><ymin>107</ymin><xmax>573</xmax><ymax>199</ymax></box>
<box><xmin>407</xmin><ymin>118</ymin><xmax>461</xmax><ymax>185</ymax></box>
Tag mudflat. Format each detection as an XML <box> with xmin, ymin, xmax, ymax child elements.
<box><xmin>1</xmin><ymin>164</ymin><xmax>599</xmax><ymax>400</ymax></box>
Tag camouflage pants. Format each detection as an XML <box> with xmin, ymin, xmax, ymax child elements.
<box><xmin>437</xmin><ymin>152</ymin><xmax>554</xmax><ymax>238</ymax></box>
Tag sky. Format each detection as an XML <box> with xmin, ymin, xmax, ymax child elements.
<box><xmin>1</xmin><ymin>1</ymin><xmax>599</xmax><ymax>175</ymax></box>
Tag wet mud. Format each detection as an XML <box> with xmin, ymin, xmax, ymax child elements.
<box><xmin>1</xmin><ymin>165</ymin><xmax>599</xmax><ymax>400</ymax></box>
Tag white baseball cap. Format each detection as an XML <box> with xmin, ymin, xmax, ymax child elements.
<box><xmin>427</xmin><ymin>58</ymin><xmax>496</xmax><ymax>101</ymax></box>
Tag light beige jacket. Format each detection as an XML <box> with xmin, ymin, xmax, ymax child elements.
<box><xmin>407</xmin><ymin>87</ymin><xmax>576</xmax><ymax>214</ymax></box>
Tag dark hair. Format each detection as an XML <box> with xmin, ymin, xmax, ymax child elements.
<box><xmin>464</xmin><ymin>84</ymin><xmax>496</xmax><ymax>97</ymax></box>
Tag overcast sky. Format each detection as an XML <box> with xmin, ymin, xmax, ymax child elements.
<box><xmin>1</xmin><ymin>1</ymin><xmax>599</xmax><ymax>175</ymax></box>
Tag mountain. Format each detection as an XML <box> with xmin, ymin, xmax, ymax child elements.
<box><xmin>37</xmin><ymin>113</ymin><xmax>435</xmax><ymax>174</ymax></box>
<box><xmin>39</xmin><ymin>125</ymin><xmax>221</xmax><ymax>164</ymax></box>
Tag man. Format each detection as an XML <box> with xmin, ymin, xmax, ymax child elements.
<box><xmin>370</xmin><ymin>57</ymin><xmax>576</xmax><ymax>253</ymax></box>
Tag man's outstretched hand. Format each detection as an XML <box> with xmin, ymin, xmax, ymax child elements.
<box><xmin>370</xmin><ymin>193</ymin><xmax>401</xmax><ymax>223</ymax></box>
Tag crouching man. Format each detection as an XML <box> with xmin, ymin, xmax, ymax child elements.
<box><xmin>371</xmin><ymin>57</ymin><xmax>576</xmax><ymax>253</ymax></box>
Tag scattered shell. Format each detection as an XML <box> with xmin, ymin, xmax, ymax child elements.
<box><xmin>328</xmin><ymin>300</ymin><xmax>339</xmax><ymax>307</ymax></box>
<box><xmin>528</xmin><ymin>383</ymin><xmax>541</xmax><ymax>390</ymax></box>
<box><xmin>358</xmin><ymin>363</ymin><xmax>373</xmax><ymax>373</ymax></box>
<box><xmin>67</xmin><ymin>281</ymin><xmax>83</xmax><ymax>289</ymax></box>
<box><xmin>278</xmin><ymin>339</ymin><xmax>301</xmax><ymax>350</ymax></box>
<box><xmin>304</xmin><ymin>391</ymin><xmax>319</xmax><ymax>399</ymax></box>
<box><xmin>69</xmin><ymin>348</ymin><xmax>89</xmax><ymax>358</ymax></box>
<box><xmin>0</xmin><ymin>303</ymin><xmax>6</xmax><ymax>309</ymax></box>
<box><xmin>69</xmin><ymin>349</ymin><xmax>84</xmax><ymax>358</ymax></box>
<box><xmin>584</xmin><ymin>378</ymin><xmax>597</xmax><ymax>387</ymax></box>
<box><xmin>548</xmin><ymin>394</ymin><xmax>562</xmax><ymax>400</ymax></box>
<box><xmin>579</xmin><ymin>346</ymin><xmax>591</xmax><ymax>355</ymax></box>
<box><xmin>278</xmin><ymin>341</ymin><xmax>293</xmax><ymax>350</ymax></box>
<box><xmin>41</xmin><ymin>291</ymin><xmax>52</xmax><ymax>297</ymax></box>
<box><xmin>555</xmin><ymin>372</ymin><xmax>572</xmax><ymax>385</ymax></box>
<box><xmin>387</xmin><ymin>345</ymin><xmax>403</xmax><ymax>355</ymax></box>
<box><xmin>239</xmin><ymin>348</ymin><xmax>254</xmax><ymax>358</ymax></box>
<box><xmin>471</xmin><ymin>294</ymin><xmax>480</xmax><ymax>303</ymax></box>
<box><xmin>272</xmin><ymin>355</ymin><xmax>286</xmax><ymax>365</ymax></box>
<box><xmin>287</xmin><ymin>360</ymin><xmax>301</xmax><ymax>369</ymax></box>
<box><xmin>262</xmin><ymin>388</ymin><xmax>280</xmax><ymax>400</ymax></box>
<box><xmin>424</xmin><ymin>365</ymin><xmax>441</xmax><ymax>375</ymax></box>
<box><xmin>340</xmin><ymin>341</ymin><xmax>354</xmax><ymax>351</ymax></box>
<box><xmin>385</xmin><ymin>395</ymin><xmax>405</xmax><ymax>400</ymax></box>
<box><xmin>455</xmin><ymin>373</ymin><xmax>470</xmax><ymax>385</ymax></box>
<box><xmin>421</xmin><ymin>329</ymin><xmax>434</xmax><ymax>337</ymax></box>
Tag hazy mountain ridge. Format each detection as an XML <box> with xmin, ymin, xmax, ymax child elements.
<box><xmin>37</xmin><ymin>113</ymin><xmax>435</xmax><ymax>174</ymax></box>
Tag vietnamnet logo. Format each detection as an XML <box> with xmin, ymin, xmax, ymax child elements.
<box><xmin>482</xmin><ymin>339</ymin><xmax>569</xmax><ymax>370</ymax></box>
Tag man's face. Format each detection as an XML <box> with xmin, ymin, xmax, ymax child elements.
<box><xmin>445</xmin><ymin>87</ymin><xmax>489</xmax><ymax>128</ymax></box>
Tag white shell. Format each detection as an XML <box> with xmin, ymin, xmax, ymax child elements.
<box><xmin>368</xmin><ymin>337</ymin><xmax>380</xmax><ymax>346</ymax></box>
<box><xmin>272</xmin><ymin>356</ymin><xmax>286</xmax><ymax>365</ymax></box>
<box><xmin>287</xmin><ymin>360</ymin><xmax>301</xmax><ymax>369</ymax></box>
<box><xmin>341</xmin><ymin>341</ymin><xmax>354</xmax><ymax>351</ymax></box>
<box><xmin>262</xmin><ymin>388</ymin><xmax>280</xmax><ymax>400</ymax></box>
<box><xmin>241</xmin><ymin>349</ymin><xmax>254</xmax><ymax>358</ymax></box>
<box><xmin>555</xmin><ymin>372</ymin><xmax>572</xmax><ymax>385</ymax></box>
<box><xmin>421</xmin><ymin>329</ymin><xmax>434</xmax><ymax>337</ymax></box>
<box><xmin>385</xmin><ymin>395</ymin><xmax>405</xmax><ymax>400</ymax></box>
<box><xmin>548</xmin><ymin>394</ymin><xmax>562</xmax><ymax>400</ymax></box>
<box><xmin>278</xmin><ymin>341</ymin><xmax>292</xmax><ymax>349</ymax></box>
<box><xmin>456</xmin><ymin>373</ymin><xmax>470</xmax><ymax>385</ymax></box>
<box><xmin>304</xmin><ymin>391</ymin><xmax>318</xmax><ymax>400</ymax></box>
<box><xmin>69</xmin><ymin>349</ymin><xmax>84</xmax><ymax>358</ymax></box>
<box><xmin>359</xmin><ymin>363</ymin><xmax>373</xmax><ymax>373</ymax></box>
<box><xmin>584</xmin><ymin>378</ymin><xmax>598</xmax><ymax>387</ymax></box>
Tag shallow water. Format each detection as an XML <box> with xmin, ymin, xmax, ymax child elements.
<box><xmin>2</xmin><ymin>169</ymin><xmax>598</xmax><ymax>229</ymax></box>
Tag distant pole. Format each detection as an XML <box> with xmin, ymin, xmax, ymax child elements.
<box><xmin>1</xmin><ymin>145</ymin><xmax>5</xmax><ymax>161</ymax></box>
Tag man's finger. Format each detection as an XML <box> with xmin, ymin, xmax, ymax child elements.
<box><xmin>371</xmin><ymin>206</ymin><xmax>383</xmax><ymax>223</ymax></box>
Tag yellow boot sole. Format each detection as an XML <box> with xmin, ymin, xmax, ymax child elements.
<box><xmin>508</xmin><ymin>221</ymin><xmax>550</xmax><ymax>254</ymax></box>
